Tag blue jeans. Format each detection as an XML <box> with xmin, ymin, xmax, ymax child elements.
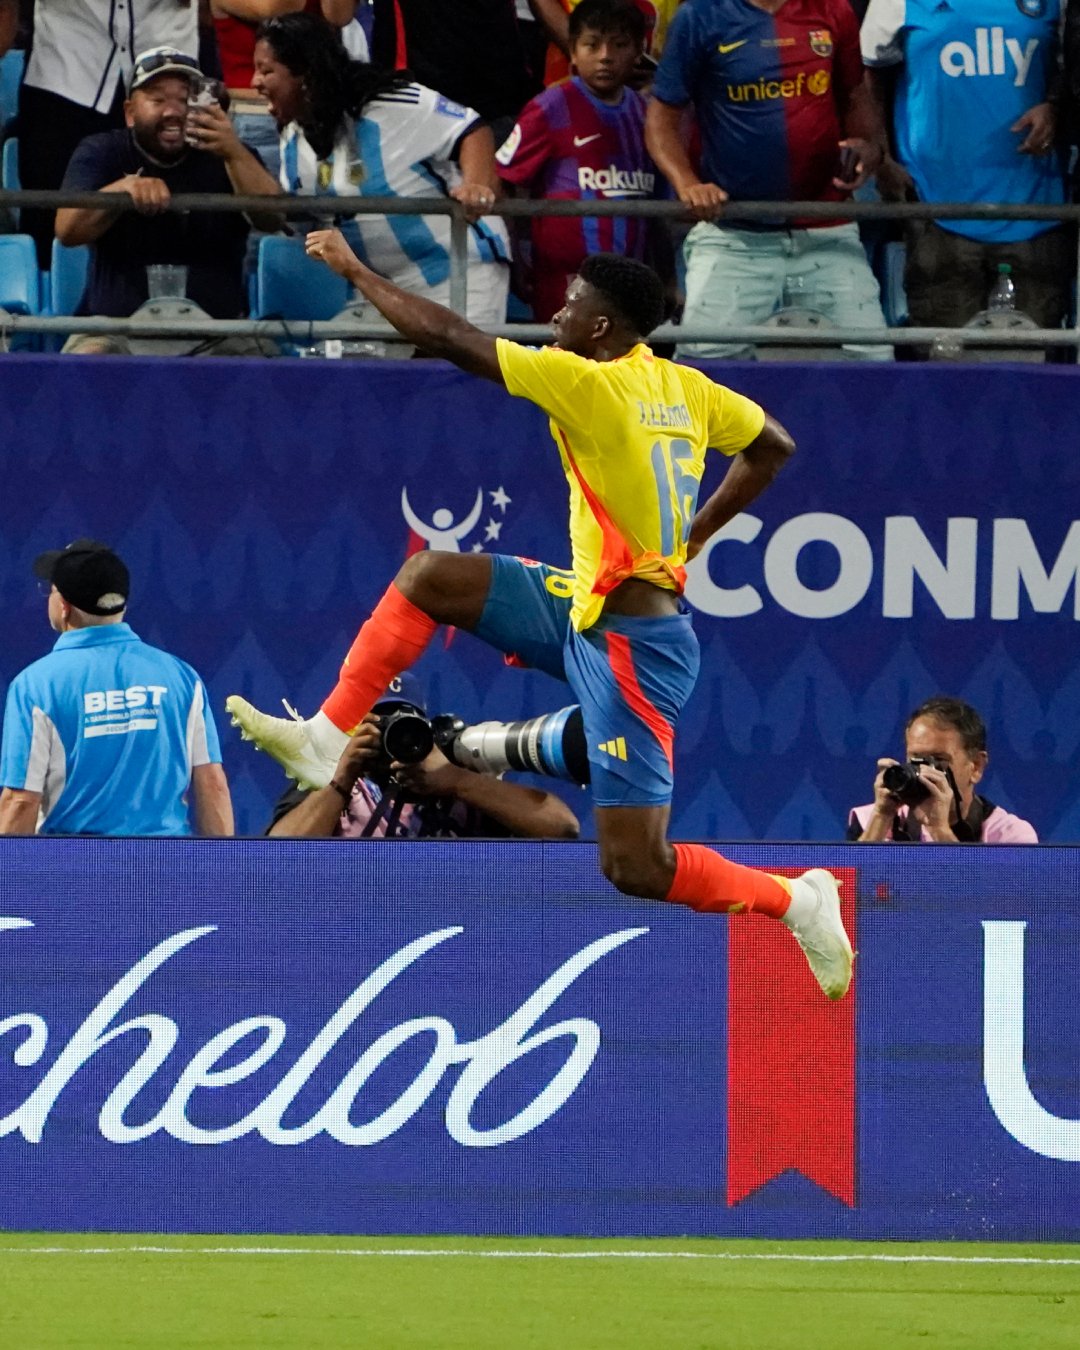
<box><xmin>232</xmin><ymin>108</ymin><xmax>280</xmax><ymax>181</ymax></box>
<box><xmin>678</xmin><ymin>221</ymin><xmax>892</xmax><ymax>361</ymax></box>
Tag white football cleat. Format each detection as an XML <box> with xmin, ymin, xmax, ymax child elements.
<box><xmin>783</xmin><ymin>869</ymin><xmax>854</xmax><ymax>1001</ymax></box>
<box><xmin>225</xmin><ymin>695</ymin><xmax>337</xmax><ymax>790</ymax></box>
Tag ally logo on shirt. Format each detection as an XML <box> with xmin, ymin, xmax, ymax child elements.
<box><xmin>940</xmin><ymin>27</ymin><xmax>1039</xmax><ymax>85</ymax></box>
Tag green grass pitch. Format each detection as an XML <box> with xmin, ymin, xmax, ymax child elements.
<box><xmin>0</xmin><ymin>1234</ymin><xmax>1077</xmax><ymax>1348</ymax></box>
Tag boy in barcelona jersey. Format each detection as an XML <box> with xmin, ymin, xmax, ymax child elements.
<box><xmin>228</xmin><ymin>237</ymin><xmax>854</xmax><ymax>1002</ymax></box>
<box><xmin>496</xmin><ymin>0</ymin><xmax>670</xmax><ymax>322</ymax></box>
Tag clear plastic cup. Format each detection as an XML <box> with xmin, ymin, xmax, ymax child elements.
<box><xmin>146</xmin><ymin>264</ymin><xmax>189</xmax><ymax>299</ymax></box>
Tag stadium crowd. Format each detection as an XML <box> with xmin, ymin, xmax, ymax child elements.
<box><xmin>0</xmin><ymin>0</ymin><xmax>1071</xmax><ymax>353</ymax></box>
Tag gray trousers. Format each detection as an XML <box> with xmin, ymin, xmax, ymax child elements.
<box><xmin>905</xmin><ymin>221</ymin><xmax>1072</xmax><ymax>329</ymax></box>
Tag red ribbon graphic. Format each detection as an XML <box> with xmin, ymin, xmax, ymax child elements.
<box><xmin>726</xmin><ymin>866</ymin><xmax>857</xmax><ymax>1207</ymax></box>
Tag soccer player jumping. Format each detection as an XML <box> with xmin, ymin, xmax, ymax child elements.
<box><xmin>228</xmin><ymin>234</ymin><xmax>853</xmax><ymax>1000</ymax></box>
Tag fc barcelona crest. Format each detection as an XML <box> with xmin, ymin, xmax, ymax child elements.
<box><xmin>809</xmin><ymin>28</ymin><xmax>833</xmax><ymax>56</ymax></box>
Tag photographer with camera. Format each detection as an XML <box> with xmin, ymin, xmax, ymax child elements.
<box><xmin>847</xmin><ymin>697</ymin><xmax>1037</xmax><ymax>844</ymax></box>
<box><xmin>266</xmin><ymin>675</ymin><xmax>580</xmax><ymax>839</ymax></box>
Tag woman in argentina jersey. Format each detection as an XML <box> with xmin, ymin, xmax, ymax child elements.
<box><xmin>252</xmin><ymin>10</ymin><xmax>511</xmax><ymax>324</ymax></box>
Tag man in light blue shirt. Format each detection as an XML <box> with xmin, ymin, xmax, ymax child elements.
<box><xmin>0</xmin><ymin>539</ymin><xmax>233</xmax><ymax>836</ymax></box>
<box><xmin>862</xmin><ymin>0</ymin><xmax>1068</xmax><ymax>329</ymax></box>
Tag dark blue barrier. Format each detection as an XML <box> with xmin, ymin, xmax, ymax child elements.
<box><xmin>0</xmin><ymin>356</ymin><xmax>1078</xmax><ymax>840</ymax></box>
<box><xmin>0</xmin><ymin>840</ymin><xmax>1077</xmax><ymax>1240</ymax></box>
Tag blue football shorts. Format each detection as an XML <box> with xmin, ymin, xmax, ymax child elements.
<box><xmin>472</xmin><ymin>555</ymin><xmax>700</xmax><ymax>807</ymax></box>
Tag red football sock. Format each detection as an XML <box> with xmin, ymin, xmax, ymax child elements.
<box><xmin>665</xmin><ymin>843</ymin><xmax>791</xmax><ymax>919</ymax></box>
<box><xmin>321</xmin><ymin>584</ymin><xmax>438</xmax><ymax>732</ymax></box>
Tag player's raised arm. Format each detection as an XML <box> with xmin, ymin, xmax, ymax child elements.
<box><xmin>305</xmin><ymin>228</ymin><xmax>505</xmax><ymax>385</ymax></box>
<box><xmin>686</xmin><ymin>414</ymin><xmax>795</xmax><ymax>560</ymax></box>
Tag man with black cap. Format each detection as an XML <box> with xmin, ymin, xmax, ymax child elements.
<box><xmin>0</xmin><ymin>540</ymin><xmax>233</xmax><ymax>837</ymax></box>
<box><xmin>55</xmin><ymin>45</ymin><xmax>281</xmax><ymax>321</ymax></box>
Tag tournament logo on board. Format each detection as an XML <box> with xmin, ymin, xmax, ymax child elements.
<box><xmin>401</xmin><ymin>484</ymin><xmax>514</xmax><ymax>557</ymax></box>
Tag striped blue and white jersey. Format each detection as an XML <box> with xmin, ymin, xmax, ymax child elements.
<box><xmin>0</xmin><ymin>624</ymin><xmax>221</xmax><ymax>836</ymax></box>
<box><xmin>279</xmin><ymin>81</ymin><xmax>511</xmax><ymax>300</ymax></box>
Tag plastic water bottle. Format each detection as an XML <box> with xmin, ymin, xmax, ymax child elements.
<box><xmin>988</xmin><ymin>263</ymin><xmax>1016</xmax><ymax>313</ymax></box>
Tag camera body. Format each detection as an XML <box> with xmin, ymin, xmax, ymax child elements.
<box><xmin>881</xmin><ymin>755</ymin><xmax>956</xmax><ymax>807</ymax></box>
<box><xmin>371</xmin><ymin>709</ymin><xmax>464</xmax><ymax>775</ymax></box>
<box><xmin>374</xmin><ymin>708</ymin><xmax>435</xmax><ymax>769</ymax></box>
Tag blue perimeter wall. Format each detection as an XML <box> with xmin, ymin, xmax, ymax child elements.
<box><xmin>0</xmin><ymin>839</ymin><xmax>1078</xmax><ymax>1241</ymax></box>
<box><xmin>0</xmin><ymin>355</ymin><xmax>1078</xmax><ymax>840</ymax></box>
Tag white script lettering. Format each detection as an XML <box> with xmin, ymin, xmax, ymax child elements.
<box><xmin>0</xmin><ymin>921</ymin><xmax>647</xmax><ymax>1148</ymax></box>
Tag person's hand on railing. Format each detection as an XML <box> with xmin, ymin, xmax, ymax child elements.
<box><xmin>450</xmin><ymin>181</ymin><xmax>498</xmax><ymax>224</ymax></box>
<box><xmin>874</xmin><ymin>155</ymin><xmax>916</xmax><ymax>203</ymax></box>
<box><xmin>120</xmin><ymin>171</ymin><xmax>171</xmax><ymax>216</ymax></box>
<box><xmin>833</xmin><ymin>138</ymin><xmax>883</xmax><ymax>193</ymax></box>
<box><xmin>676</xmin><ymin>181</ymin><xmax>728</xmax><ymax>222</ymax></box>
<box><xmin>305</xmin><ymin>227</ymin><xmax>360</xmax><ymax>280</ymax></box>
<box><xmin>1012</xmin><ymin>102</ymin><xmax>1056</xmax><ymax>155</ymax></box>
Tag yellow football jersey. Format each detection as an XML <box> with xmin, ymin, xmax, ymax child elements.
<box><xmin>495</xmin><ymin>339</ymin><xmax>766</xmax><ymax>631</ymax></box>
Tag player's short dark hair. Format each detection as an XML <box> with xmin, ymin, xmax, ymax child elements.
<box><xmin>578</xmin><ymin>252</ymin><xmax>665</xmax><ymax>338</ymax></box>
<box><xmin>906</xmin><ymin>697</ymin><xmax>987</xmax><ymax>754</ymax></box>
<box><xmin>569</xmin><ymin>0</ymin><xmax>647</xmax><ymax>45</ymax></box>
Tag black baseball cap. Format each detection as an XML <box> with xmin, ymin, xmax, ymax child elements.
<box><xmin>373</xmin><ymin>672</ymin><xmax>427</xmax><ymax>714</ymax></box>
<box><xmin>33</xmin><ymin>539</ymin><xmax>130</xmax><ymax>616</ymax></box>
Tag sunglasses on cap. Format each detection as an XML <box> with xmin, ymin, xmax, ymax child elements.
<box><xmin>129</xmin><ymin>50</ymin><xmax>201</xmax><ymax>91</ymax></box>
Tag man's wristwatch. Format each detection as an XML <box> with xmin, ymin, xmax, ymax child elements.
<box><xmin>329</xmin><ymin>778</ymin><xmax>353</xmax><ymax>802</ymax></box>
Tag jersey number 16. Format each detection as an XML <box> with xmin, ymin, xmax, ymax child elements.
<box><xmin>650</xmin><ymin>437</ymin><xmax>699</xmax><ymax>555</ymax></box>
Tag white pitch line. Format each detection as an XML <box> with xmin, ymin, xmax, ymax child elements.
<box><xmin>1</xmin><ymin>1246</ymin><xmax>1079</xmax><ymax>1267</ymax></box>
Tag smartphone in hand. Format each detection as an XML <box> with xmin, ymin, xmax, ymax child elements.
<box><xmin>186</xmin><ymin>77</ymin><xmax>226</xmax><ymax>146</ymax></box>
<box><xmin>836</xmin><ymin>144</ymin><xmax>861</xmax><ymax>183</ymax></box>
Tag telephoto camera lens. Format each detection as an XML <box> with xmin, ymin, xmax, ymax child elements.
<box><xmin>444</xmin><ymin>706</ymin><xmax>590</xmax><ymax>785</ymax></box>
<box><xmin>379</xmin><ymin>709</ymin><xmax>435</xmax><ymax>765</ymax></box>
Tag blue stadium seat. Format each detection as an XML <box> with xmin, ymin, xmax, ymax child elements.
<box><xmin>2</xmin><ymin>133</ymin><xmax>19</xmax><ymax>189</ymax></box>
<box><xmin>0</xmin><ymin>48</ymin><xmax>24</xmax><ymax>131</ymax></box>
<box><xmin>882</xmin><ymin>240</ymin><xmax>909</xmax><ymax>328</ymax></box>
<box><xmin>1</xmin><ymin>134</ymin><xmax>19</xmax><ymax>228</ymax></box>
<box><xmin>0</xmin><ymin>233</ymin><xmax>41</xmax><ymax>314</ymax></box>
<box><xmin>49</xmin><ymin>239</ymin><xmax>89</xmax><ymax>316</ymax></box>
<box><xmin>253</xmin><ymin>235</ymin><xmax>351</xmax><ymax>320</ymax></box>
<box><xmin>41</xmin><ymin>239</ymin><xmax>90</xmax><ymax>349</ymax></box>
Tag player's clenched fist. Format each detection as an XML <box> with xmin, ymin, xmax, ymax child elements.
<box><xmin>305</xmin><ymin>228</ymin><xmax>359</xmax><ymax>278</ymax></box>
